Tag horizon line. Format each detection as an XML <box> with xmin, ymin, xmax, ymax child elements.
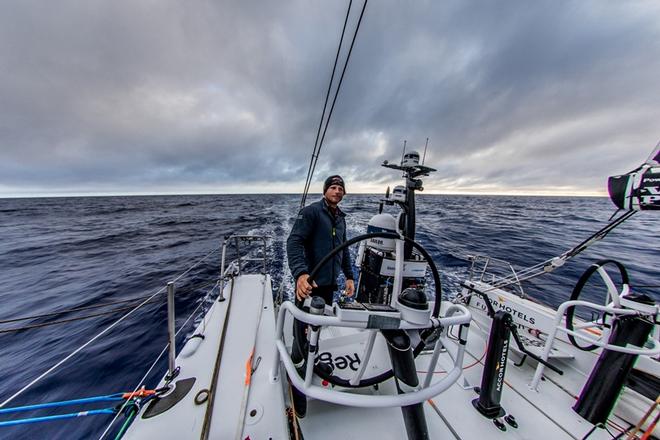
<box><xmin>0</xmin><ymin>190</ymin><xmax>609</xmax><ymax>200</ymax></box>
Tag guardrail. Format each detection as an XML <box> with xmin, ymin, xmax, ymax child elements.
<box><xmin>529</xmin><ymin>300</ymin><xmax>660</xmax><ymax>390</ymax></box>
<box><xmin>165</xmin><ymin>234</ymin><xmax>269</xmax><ymax>379</ymax></box>
<box><xmin>268</xmin><ymin>302</ymin><xmax>472</xmax><ymax>407</ymax></box>
<box><xmin>468</xmin><ymin>255</ymin><xmax>526</xmax><ymax>298</ymax></box>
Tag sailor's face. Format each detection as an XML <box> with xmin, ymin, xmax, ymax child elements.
<box><xmin>325</xmin><ymin>184</ymin><xmax>344</xmax><ymax>205</ymax></box>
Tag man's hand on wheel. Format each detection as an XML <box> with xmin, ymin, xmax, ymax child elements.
<box><xmin>345</xmin><ymin>279</ymin><xmax>355</xmax><ymax>297</ymax></box>
<box><xmin>296</xmin><ymin>274</ymin><xmax>316</xmax><ymax>301</ymax></box>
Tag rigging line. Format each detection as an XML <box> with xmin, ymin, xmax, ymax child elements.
<box><xmin>97</xmin><ymin>344</ymin><xmax>169</xmax><ymax>440</ymax></box>
<box><xmin>426</xmin><ymin>399</ymin><xmax>462</xmax><ymax>440</ymax></box>
<box><xmin>0</xmin><ymin>287</ymin><xmax>164</xmax><ymax>409</ymax></box>
<box><xmin>305</xmin><ymin>0</ymin><xmax>369</xmax><ymax>206</ymax></box>
<box><xmin>0</xmin><ymin>295</ymin><xmax>158</xmax><ymax>325</ymax></box>
<box><xmin>0</xmin><ymin>279</ymin><xmax>217</xmax><ymax>326</ymax></box>
<box><xmin>300</xmin><ymin>0</ymin><xmax>354</xmax><ymax>209</ymax></box>
<box><xmin>485</xmin><ymin>259</ymin><xmax>554</xmax><ymax>289</ymax></box>
<box><xmin>0</xmin><ymin>304</ymin><xmax>150</xmax><ymax>334</ymax></box>
<box><xmin>0</xmin><ymin>246</ymin><xmax>220</xmax><ymax>410</ymax></box>
<box><xmin>97</xmin><ymin>282</ymin><xmax>219</xmax><ymax>439</ymax></box>
<box><xmin>499</xmin><ymin>282</ymin><xmax>659</xmax><ymax>288</ymax></box>
<box><xmin>484</xmin><ymin>210</ymin><xmax>637</xmax><ymax>293</ymax></box>
<box><xmin>201</xmin><ymin>277</ymin><xmax>236</xmax><ymax>439</ymax></box>
<box><xmin>564</xmin><ymin>210</ymin><xmax>636</xmax><ymax>259</ymax></box>
<box><xmin>0</xmin><ymin>278</ymin><xmax>215</xmax><ymax>333</ymax></box>
<box><xmin>171</xmin><ymin>247</ymin><xmax>220</xmax><ymax>284</ymax></box>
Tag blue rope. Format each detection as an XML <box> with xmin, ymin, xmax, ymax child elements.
<box><xmin>0</xmin><ymin>394</ymin><xmax>124</xmax><ymax>415</ymax></box>
<box><xmin>0</xmin><ymin>408</ymin><xmax>116</xmax><ymax>427</ymax></box>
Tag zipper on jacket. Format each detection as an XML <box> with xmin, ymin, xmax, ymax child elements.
<box><xmin>330</xmin><ymin>216</ymin><xmax>337</xmax><ymax>288</ymax></box>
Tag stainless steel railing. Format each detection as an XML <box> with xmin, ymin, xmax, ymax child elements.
<box><xmin>165</xmin><ymin>234</ymin><xmax>269</xmax><ymax>379</ymax></box>
<box><xmin>467</xmin><ymin>254</ymin><xmax>526</xmax><ymax>297</ymax></box>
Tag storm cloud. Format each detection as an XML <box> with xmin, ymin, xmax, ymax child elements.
<box><xmin>1</xmin><ymin>0</ymin><xmax>659</xmax><ymax>197</ymax></box>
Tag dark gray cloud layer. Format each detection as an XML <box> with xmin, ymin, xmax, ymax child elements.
<box><xmin>1</xmin><ymin>1</ymin><xmax>659</xmax><ymax>196</ymax></box>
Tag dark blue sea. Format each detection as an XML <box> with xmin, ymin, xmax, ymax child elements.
<box><xmin>0</xmin><ymin>194</ymin><xmax>657</xmax><ymax>439</ymax></box>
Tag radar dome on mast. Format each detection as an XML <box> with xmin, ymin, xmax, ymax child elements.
<box><xmin>402</xmin><ymin>150</ymin><xmax>420</xmax><ymax>167</ymax></box>
<box><xmin>366</xmin><ymin>213</ymin><xmax>397</xmax><ymax>251</ymax></box>
<box><xmin>391</xmin><ymin>185</ymin><xmax>406</xmax><ymax>202</ymax></box>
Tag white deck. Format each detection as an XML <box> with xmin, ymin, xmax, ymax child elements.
<box><xmin>297</xmin><ymin>329</ymin><xmax>621</xmax><ymax>440</ymax></box>
<box><xmin>125</xmin><ymin>274</ymin><xmax>658</xmax><ymax>440</ymax></box>
<box><xmin>124</xmin><ymin>274</ymin><xmax>288</xmax><ymax>440</ymax></box>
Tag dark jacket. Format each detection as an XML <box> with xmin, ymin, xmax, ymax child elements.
<box><xmin>287</xmin><ymin>198</ymin><xmax>354</xmax><ymax>287</ymax></box>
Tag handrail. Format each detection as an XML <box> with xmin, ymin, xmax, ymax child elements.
<box><xmin>529</xmin><ymin>299</ymin><xmax>660</xmax><ymax>390</ymax></box>
<box><xmin>217</xmin><ymin>235</ymin><xmax>268</xmax><ymax>302</ymax></box>
<box><xmin>103</xmin><ymin>237</ymin><xmax>270</xmax><ymax>439</ymax></box>
<box><xmin>269</xmin><ymin>302</ymin><xmax>471</xmax><ymax>408</ymax></box>
<box><xmin>220</xmin><ymin>235</ymin><xmax>268</xmax><ymax>276</ymax></box>
<box><xmin>468</xmin><ymin>255</ymin><xmax>525</xmax><ymax>298</ymax></box>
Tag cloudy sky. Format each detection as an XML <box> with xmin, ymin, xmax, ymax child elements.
<box><xmin>1</xmin><ymin>1</ymin><xmax>659</xmax><ymax>197</ymax></box>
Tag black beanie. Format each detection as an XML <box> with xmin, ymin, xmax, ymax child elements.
<box><xmin>323</xmin><ymin>175</ymin><xmax>346</xmax><ymax>194</ymax></box>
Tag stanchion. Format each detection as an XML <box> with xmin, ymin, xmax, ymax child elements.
<box><xmin>166</xmin><ymin>281</ymin><xmax>178</xmax><ymax>380</ymax></box>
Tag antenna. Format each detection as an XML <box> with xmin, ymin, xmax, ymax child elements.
<box><xmin>400</xmin><ymin>140</ymin><xmax>407</xmax><ymax>166</ymax></box>
<box><xmin>422</xmin><ymin>137</ymin><xmax>429</xmax><ymax>165</ymax></box>
<box><xmin>379</xmin><ymin>186</ymin><xmax>390</xmax><ymax>214</ymax></box>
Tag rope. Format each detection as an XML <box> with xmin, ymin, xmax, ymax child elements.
<box><xmin>0</xmin><ymin>394</ymin><xmax>124</xmax><ymax>414</ymax></box>
<box><xmin>300</xmin><ymin>0</ymin><xmax>369</xmax><ymax>208</ymax></box>
<box><xmin>97</xmin><ymin>279</ymin><xmax>221</xmax><ymax>439</ymax></box>
<box><xmin>626</xmin><ymin>395</ymin><xmax>660</xmax><ymax>440</ymax></box>
<box><xmin>97</xmin><ymin>345</ymin><xmax>170</xmax><ymax>440</ymax></box>
<box><xmin>300</xmin><ymin>0</ymin><xmax>353</xmax><ymax>208</ymax></box>
<box><xmin>311</xmin><ymin>0</ymin><xmax>368</xmax><ymax>182</ymax></box>
<box><xmin>0</xmin><ymin>304</ymin><xmax>151</xmax><ymax>334</ymax></box>
<box><xmin>474</xmin><ymin>210</ymin><xmax>637</xmax><ymax>295</ymax></box>
<box><xmin>113</xmin><ymin>404</ymin><xmax>138</xmax><ymax>440</ymax></box>
<box><xmin>0</xmin><ymin>280</ymin><xmax>219</xmax><ymax>334</ymax></box>
<box><xmin>564</xmin><ymin>210</ymin><xmax>636</xmax><ymax>260</ymax></box>
<box><xmin>427</xmin><ymin>399</ymin><xmax>462</xmax><ymax>440</ymax></box>
<box><xmin>171</xmin><ymin>247</ymin><xmax>220</xmax><ymax>284</ymax></box>
<box><xmin>0</xmin><ymin>292</ymin><xmax>161</xmax><ymax>410</ymax></box>
<box><xmin>0</xmin><ymin>247</ymin><xmax>220</xmax><ymax>410</ymax></box>
<box><xmin>0</xmin><ymin>408</ymin><xmax>117</xmax><ymax>427</ymax></box>
<box><xmin>0</xmin><ymin>296</ymin><xmax>155</xmax><ymax>325</ymax></box>
<box><xmin>0</xmin><ymin>390</ymin><xmax>156</xmax><ymax>429</ymax></box>
<box><xmin>0</xmin><ymin>279</ymin><xmax>218</xmax><ymax>327</ymax></box>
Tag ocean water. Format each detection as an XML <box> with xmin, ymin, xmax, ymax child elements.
<box><xmin>0</xmin><ymin>193</ymin><xmax>657</xmax><ymax>439</ymax></box>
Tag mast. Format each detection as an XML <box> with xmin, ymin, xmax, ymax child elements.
<box><xmin>382</xmin><ymin>145</ymin><xmax>436</xmax><ymax>258</ymax></box>
<box><xmin>404</xmin><ymin>174</ymin><xmax>417</xmax><ymax>258</ymax></box>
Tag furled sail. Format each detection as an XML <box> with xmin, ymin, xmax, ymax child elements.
<box><xmin>608</xmin><ymin>140</ymin><xmax>660</xmax><ymax>210</ymax></box>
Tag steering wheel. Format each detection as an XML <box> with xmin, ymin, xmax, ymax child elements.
<box><xmin>565</xmin><ymin>259</ymin><xmax>630</xmax><ymax>351</ymax></box>
<box><xmin>294</xmin><ymin>231</ymin><xmax>442</xmax><ymax>388</ymax></box>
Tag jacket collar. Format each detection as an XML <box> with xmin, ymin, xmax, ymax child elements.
<box><xmin>321</xmin><ymin>197</ymin><xmax>345</xmax><ymax>217</ymax></box>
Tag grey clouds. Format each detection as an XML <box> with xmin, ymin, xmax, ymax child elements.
<box><xmin>1</xmin><ymin>1</ymin><xmax>659</xmax><ymax>197</ymax></box>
